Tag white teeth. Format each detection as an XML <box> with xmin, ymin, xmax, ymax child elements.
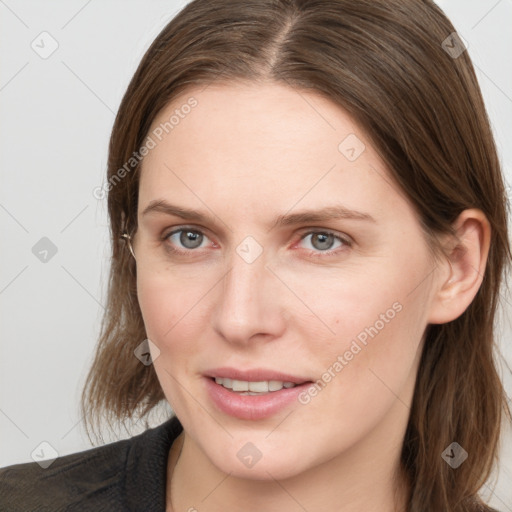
<box><xmin>232</xmin><ymin>380</ymin><xmax>249</xmax><ymax>392</ymax></box>
<box><xmin>268</xmin><ymin>380</ymin><xmax>283</xmax><ymax>391</ymax></box>
<box><xmin>214</xmin><ymin>377</ymin><xmax>298</xmax><ymax>393</ymax></box>
<box><xmin>249</xmin><ymin>381</ymin><xmax>268</xmax><ymax>392</ymax></box>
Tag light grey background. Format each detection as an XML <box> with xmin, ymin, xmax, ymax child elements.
<box><xmin>1</xmin><ymin>0</ymin><xmax>511</xmax><ymax>508</ymax></box>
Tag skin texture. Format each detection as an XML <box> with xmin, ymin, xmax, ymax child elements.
<box><xmin>132</xmin><ymin>81</ymin><xmax>490</xmax><ymax>512</ymax></box>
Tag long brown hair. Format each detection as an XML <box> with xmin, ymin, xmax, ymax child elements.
<box><xmin>81</xmin><ymin>1</ymin><xmax>511</xmax><ymax>510</ymax></box>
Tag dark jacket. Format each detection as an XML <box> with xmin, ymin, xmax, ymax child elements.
<box><xmin>1</xmin><ymin>416</ymin><xmax>504</xmax><ymax>512</ymax></box>
<box><xmin>0</xmin><ymin>415</ymin><xmax>183</xmax><ymax>511</ymax></box>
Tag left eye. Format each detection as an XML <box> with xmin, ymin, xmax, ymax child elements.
<box><xmin>298</xmin><ymin>231</ymin><xmax>349</xmax><ymax>252</ymax></box>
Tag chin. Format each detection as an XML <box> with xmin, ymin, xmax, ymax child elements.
<box><xmin>205</xmin><ymin>440</ymin><xmax>310</xmax><ymax>481</ymax></box>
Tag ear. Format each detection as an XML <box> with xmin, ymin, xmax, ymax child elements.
<box><xmin>427</xmin><ymin>209</ymin><xmax>491</xmax><ymax>324</ymax></box>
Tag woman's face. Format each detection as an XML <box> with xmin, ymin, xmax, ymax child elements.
<box><xmin>134</xmin><ymin>81</ymin><xmax>442</xmax><ymax>480</ymax></box>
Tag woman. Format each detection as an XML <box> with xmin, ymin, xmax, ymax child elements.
<box><xmin>1</xmin><ymin>0</ymin><xmax>510</xmax><ymax>511</ymax></box>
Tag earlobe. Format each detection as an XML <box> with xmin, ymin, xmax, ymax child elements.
<box><xmin>427</xmin><ymin>209</ymin><xmax>491</xmax><ymax>325</ymax></box>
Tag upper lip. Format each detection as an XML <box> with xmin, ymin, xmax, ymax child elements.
<box><xmin>204</xmin><ymin>367</ymin><xmax>313</xmax><ymax>385</ymax></box>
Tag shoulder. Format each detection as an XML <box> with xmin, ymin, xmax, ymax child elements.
<box><xmin>470</xmin><ymin>497</ymin><xmax>503</xmax><ymax>512</ymax></box>
<box><xmin>0</xmin><ymin>438</ymin><xmax>130</xmax><ymax>512</ymax></box>
<box><xmin>0</xmin><ymin>415</ymin><xmax>183</xmax><ymax>512</ymax></box>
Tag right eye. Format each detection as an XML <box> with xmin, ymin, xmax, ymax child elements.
<box><xmin>163</xmin><ymin>227</ymin><xmax>214</xmax><ymax>253</ymax></box>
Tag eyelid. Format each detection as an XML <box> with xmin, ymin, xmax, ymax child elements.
<box><xmin>293</xmin><ymin>229</ymin><xmax>352</xmax><ymax>257</ymax></box>
<box><xmin>162</xmin><ymin>225</ymin><xmax>352</xmax><ymax>254</ymax></box>
<box><xmin>296</xmin><ymin>227</ymin><xmax>353</xmax><ymax>245</ymax></box>
<box><xmin>162</xmin><ymin>225</ymin><xmax>217</xmax><ymax>248</ymax></box>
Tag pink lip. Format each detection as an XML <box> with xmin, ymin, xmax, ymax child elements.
<box><xmin>203</xmin><ymin>368</ymin><xmax>314</xmax><ymax>421</ymax></box>
<box><xmin>203</xmin><ymin>367</ymin><xmax>311</xmax><ymax>385</ymax></box>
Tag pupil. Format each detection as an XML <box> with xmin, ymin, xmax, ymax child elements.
<box><xmin>181</xmin><ymin>230</ymin><xmax>202</xmax><ymax>249</ymax></box>
<box><xmin>313</xmin><ymin>233</ymin><xmax>333</xmax><ymax>250</ymax></box>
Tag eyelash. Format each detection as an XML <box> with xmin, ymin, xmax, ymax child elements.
<box><xmin>161</xmin><ymin>226</ymin><xmax>352</xmax><ymax>258</ymax></box>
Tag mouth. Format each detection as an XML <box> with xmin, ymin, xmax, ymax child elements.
<box><xmin>203</xmin><ymin>373</ymin><xmax>315</xmax><ymax>420</ymax></box>
<box><xmin>209</xmin><ymin>376</ymin><xmax>308</xmax><ymax>395</ymax></box>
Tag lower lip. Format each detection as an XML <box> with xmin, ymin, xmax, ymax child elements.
<box><xmin>204</xmin><ymin>377</ymin><xmax>312</xmax><ymax>421</ymax></box>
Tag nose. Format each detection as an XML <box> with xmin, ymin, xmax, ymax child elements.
<box><xmin>211</xmin><ymin>247</ymin><xmax>287</xmax><ymax>346</ymax></box>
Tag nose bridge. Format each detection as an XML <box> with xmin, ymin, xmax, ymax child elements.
<box><xmin>222</xmin><ymin>249</ymin><xmax>267</xmax><ymax>318</ymax></box>
<box><xmin>212</xmin><ymin>244</ymin><xmax>283</xmax><ymax>343</ymax></box>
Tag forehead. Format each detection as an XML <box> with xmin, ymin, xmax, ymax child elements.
<box><xmin>137</xmin><ymin>81</ymin><xmax>410</xmax><ymax>223</ymax></box>
<box><xmin>146</xmin><ymin>80</ymin><xmax>361</xmax><ymax>159</ymax></box>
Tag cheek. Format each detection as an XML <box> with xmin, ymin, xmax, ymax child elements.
<box><xmin>136</xmin><ymin>268</ymin><xmax>214</xmax><ymax>375</ymax></box>
<box><xmin>294</xmin><ymin>262</ymin><xmax>431</xmax><ymax>437</ymax></box>
<box><xmin>136</xmin><ymin>269</ymin><xmax>207</xmax><ymax>342</ymax></box>
<box><xmin>309</xmin><ymin>240</ymin><xmax>432</xmax><ymax>356</ymax></box>
<box><xmin>136</xmin><ymin>273</ymin><xmax>172</xmax><ymax>342</ymax></box>
<box><xmin>304</xmin><ymin>296</ymin><xmax>424</xmax><ymax>446</ymax></box>
<box><xmin>282</xmin><ymin>263</ymin><xmax>419</xmax><ymax>359</ymax></box>
<box><xmin>136</xmin><ymin>270</ymin><xmax>203</xmax><ymax>416</ymax></box>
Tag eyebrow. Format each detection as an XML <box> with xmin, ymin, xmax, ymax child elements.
<box><xmin>141</xmin><ymin>199</ymin><xmax>376</xmax><ymax>228</ymax></box>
